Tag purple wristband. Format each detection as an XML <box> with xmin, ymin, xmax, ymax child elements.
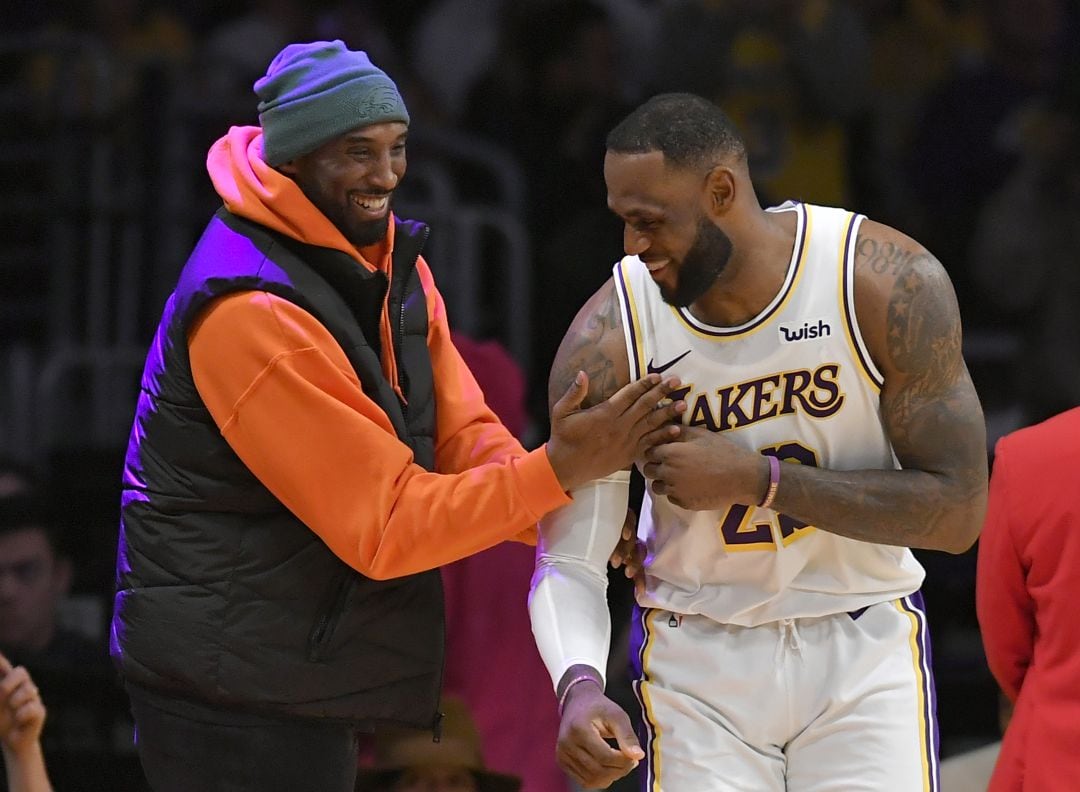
<box><xmin>758</xmin><ymin>456</ymin><xmax>781</xmax><ymax>510</ymax></box>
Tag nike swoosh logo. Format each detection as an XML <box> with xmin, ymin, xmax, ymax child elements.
<box><xmin>646</xmin><ymin>349</ymin><xmax>691</xmax><ymax>374</ymax></box>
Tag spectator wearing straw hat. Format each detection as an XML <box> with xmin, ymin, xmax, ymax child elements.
<box><xmin>356</xmin><ymin>697</ymin><xmax>521</xmax><ymax>792</ymax></box>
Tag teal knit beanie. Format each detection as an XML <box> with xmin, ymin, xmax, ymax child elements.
<box><xmin>254</xmin><ymin>40</ymin><xmax>410</xmax><ymax>166</ymax></box>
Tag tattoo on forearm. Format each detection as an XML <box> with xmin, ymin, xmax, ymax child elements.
<box><xmin>780</xmin><ymin>466</ymin><xmax>944</xmax><ymax>546</ymax></box>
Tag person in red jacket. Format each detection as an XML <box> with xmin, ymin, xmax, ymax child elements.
<box><xmin>976</xmin><ymin>406</ymin><xmax>1080</xmax><ymax>791</ymax></box>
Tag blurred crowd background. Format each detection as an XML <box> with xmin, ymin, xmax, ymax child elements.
<box><xmin>0</xmin><ymin>0</ymin><xmax>1078</xmax><ymax>789</ymax></box>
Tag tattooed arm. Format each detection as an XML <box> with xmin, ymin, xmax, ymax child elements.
<box><xmin>547</xmin><ymin>278</ymin><xmax>633</xmax><ymax>413</ymax></box>
<box><xmin>771</xmin><ymin>220</ymin><xmax>988</xmax><ymax>552</ymax></box>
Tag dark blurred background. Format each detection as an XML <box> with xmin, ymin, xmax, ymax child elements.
<box><xmin>1</xmin><ymin>0</ymin><xmax>1078</xmax><ymax>789</ymax></box>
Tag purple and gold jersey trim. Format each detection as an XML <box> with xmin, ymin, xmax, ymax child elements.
<box><xmin>895</xmin><ymin>592</ymin><xmax>941</xmax><ymax>792</ymax></box>
<box><xmin>672</xmin><ymin>201</ymin><xmax>809</xmax><ymax>339</ymax></box>
<box><xmin>839</xmin><ymin>212</ymin><xmax>885</xmax><ymax>390</ymax></box>
<box><xmin>630</xmin><ymin>605</ymin><xmax>662</xmax><ymax>792</ymax></box>
<box><xmin>615</xmin><ymin>259</ymin><xmax>647</xmax><ymax>381</ymax></box>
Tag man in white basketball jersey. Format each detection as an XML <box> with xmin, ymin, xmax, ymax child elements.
<box><xmin>529</xmin><ymin>93</ymin><xmax>988</xmax><ymax>790</ymax></box>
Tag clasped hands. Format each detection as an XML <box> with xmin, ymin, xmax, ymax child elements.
<box><xmin>609</xmin><ymin>425</ymin><xmax>770</xmax><ymax>583</ymax></box>
<box><xmin>640</xmin><ymin>423</ymin><xmax>770</xmax><ymax>512</ymax></box>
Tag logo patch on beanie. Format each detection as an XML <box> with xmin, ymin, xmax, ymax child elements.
<box><xmin>357</xmin><ymin>84</ymin><xmax>404</xmax><ymax>123</ymax></box>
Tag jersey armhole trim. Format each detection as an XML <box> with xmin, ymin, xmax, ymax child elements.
<box><xmin>614</xmin><ymin>259</ymin><xmax>645</xmax><ymax>380</ymax></box>
<box><xmin>839</xmin><ymin>214</ymin><xmax>885</xmax><ymax>390</ymax></box>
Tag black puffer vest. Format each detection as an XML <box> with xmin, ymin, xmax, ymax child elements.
<box><xmin>112</xmin><ymin>209</ymin><xmax>443</xmax><ymax>728</ymax></box>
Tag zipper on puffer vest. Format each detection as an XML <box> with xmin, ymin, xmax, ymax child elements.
<box><xmin>306</xmin><ymin>572</ymin><xmax>354</xmax><ymax>662</ymax></box>
<box><xmin>393</xmin><ymin>224</ymin><xmax>429</xmax><ymax>413</ymax></box>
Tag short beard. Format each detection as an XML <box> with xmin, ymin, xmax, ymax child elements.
<box><xmin>290</xmin><ymin>171</ymin><xmax>392</xmax><ymax>248</ymax></box>
<box><xmin>346</xmin><ymin>214</ymin><xmax>391</xmax><ymax>248</ymax></box>
<box><xmin>662</xmin><ymin>217</ymin><xmax>733</xmax><ymax>307</ymax></box>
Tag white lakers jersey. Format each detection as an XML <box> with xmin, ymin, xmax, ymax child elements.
<box><xmin>614</xmin><ymin>201</ymin><xmax>924</xmax><ymax>626</ymax></box>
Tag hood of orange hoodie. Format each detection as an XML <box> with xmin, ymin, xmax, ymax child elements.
<box><xmin>206</xmin><ymin>125</ymin><xmax>406</xmax><ymax>397</ymax></box>
<box><xmin>206</xmin><ymin>125</ymin><xmax>396</xmax><ymax>273</ymax></box>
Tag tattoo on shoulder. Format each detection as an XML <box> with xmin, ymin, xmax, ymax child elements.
<box><xmin>882</xmin><ymin>250</ymin><xmax>962</xmax><ymax>381</ymax></box>
<box><xmin>548</xmin><ymin>281</ymin><xmax>625</xmax><ymax>409</ymax></box>
<box><xmin>862</xmin><ymin>231</ymin><xmax>980</xmax><ymax>464</ymax></box>
<box><xmin>848</xmin><ymin>228</ymin><xmax>987</xmax><ymax>544</ymax></box>
<box><xmin>855</xmin><ymin>236</ymin><xmax>920</xmax><ymax>277</ymax></box>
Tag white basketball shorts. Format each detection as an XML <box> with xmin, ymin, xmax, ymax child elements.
<box><xmin>627</xmin><ymin>594</ymin><xmax>939</xmax><ymax>791</ymax></box>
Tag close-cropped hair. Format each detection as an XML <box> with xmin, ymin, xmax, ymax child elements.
<box><xmin>606</xmin><ymin>92</ymin><xmax>747</xmax><ymax>170</ymax></box>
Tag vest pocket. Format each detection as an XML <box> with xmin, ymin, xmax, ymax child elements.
<box><xmin>307</xmin><ymin>571</ymin><xmax>355</xmax><ymax>662</ymax></box>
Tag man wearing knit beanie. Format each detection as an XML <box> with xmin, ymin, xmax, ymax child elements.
<box><xmin>112</xmin><ymin>39</ymin><xmax>683</xmax><ymax>792</ymax></box>
<box><xmin>256</xmin><ymin>40</ymin><xmax>410</xmax><ymax>167</ymax></box>
<box><xmin>256</xmin><ymin>39</ymin><xmax>411</xmax><ymax>248</ymax></box>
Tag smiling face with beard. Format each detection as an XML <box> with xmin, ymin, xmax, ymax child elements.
<box><xmin>662</xmin><ymin>215</ymin><xmax>734</xmax><ymax>307</ymax></box>
<box><xmin>605</xmin><ymin>149</ymin><xmax>736</xmax><ymax>310</ymax></box>
<box><xmin>279</xmin><ymin>121</ymin><xmax>407</xmax><ymax>248</ymax></box>
<box><xmin>291</xmin><ymin>174</ymin><xmax>393</xmax><ymax>248</ymax></box>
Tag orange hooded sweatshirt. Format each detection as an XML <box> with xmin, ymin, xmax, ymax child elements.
<box><xmin>190</xmin><ymin>127</ymin><xmax>567</xmax><ymax>579</ymax></box>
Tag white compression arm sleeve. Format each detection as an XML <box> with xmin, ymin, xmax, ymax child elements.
<box><xmin>528</xmin><ymin>470</ymin><xmax>630</xmax><ymax>691</ymax></box>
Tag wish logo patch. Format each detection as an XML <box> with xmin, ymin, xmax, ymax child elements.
<box><xmin>778</xmin><ymin>318</ymin><xmax>831</xmax><ymax>344</ymax></box>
